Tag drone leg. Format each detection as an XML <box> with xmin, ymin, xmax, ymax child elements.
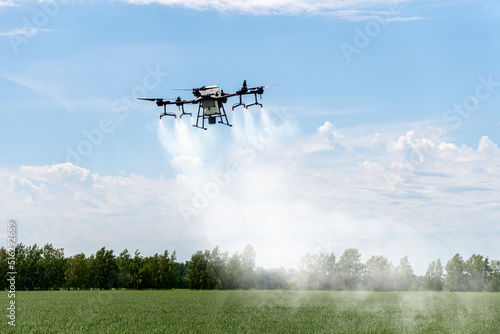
<box><xmin>193</xmin><ymin>104</ymin><xmax>200</xmax><ymax>128</ymax></box>
<box><xmin>160</xmin><ymin>112</ymin><xmax>176</xmax><ymax>119</ymax></box>
<box><xmin>246</xmin><ymin>93</ymin><xmax>262</xmax><ymax>108</ymax></box>
<box><xmin>232</xmin><ymin>95</ymin><xmax>245</xmax><ymax>110</ymax></box>
<box><xmin>179</xmin><ymin>104</ymin><xmax>192</xmax><ymax>119</ymax></box>
<box><xmin>160</xmin><ymin>105</ymin><xmax>177</xmax><ymax>119</ymax></box>
<box><xmin>218</xmin><ymin>103</ymin><xmax>232</xmax><ymax>127</ymax></box>
<box><xmin>192</xmin><ymin>103</ymin><xmax>207</xmax><ymax>130</ymax></box>
<box><xmin>161</xmin><ymin>105</ymin><xmax>166</xmax><ymax>119</ymax></box>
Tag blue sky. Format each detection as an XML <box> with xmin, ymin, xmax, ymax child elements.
<box><xmin>1</xmin><ymin>0</ymin><xmax>499</xmax><ymax>274</ymax></box>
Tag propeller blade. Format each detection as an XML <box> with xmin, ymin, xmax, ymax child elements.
<box><xmin>248</xmin><ymin>83</ymin><xmax>281</xmax><ymax>90</ymax></box>
<box><xmin>138</xmin><ymin>98</ymin><xmax>176</xmax><ymax>101</ymax></box>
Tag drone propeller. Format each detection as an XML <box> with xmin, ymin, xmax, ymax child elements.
<box><xmin>137</xmin><ymin>98</ymin><xmax>176</xmax><ymax>107</ymax></box>
<box><xmin>137</xmin><ymin>98</ymin><xmax>159</xmax><ymax>101</ymax></box>
<box><xmin>137</xmin><ymin>98</ymin><xmax>176</xmax><ymax>101</ymax></box>
<box><xmin>174</xmin><ymin>86</ymin><xmax>208</xmax><ymax>98</ymax></box>
<box><xmin>248</xmin><ymin>83</ymin><xmax>281</xmax><ymax>90</ymax></box>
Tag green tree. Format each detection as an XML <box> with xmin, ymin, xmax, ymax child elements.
<box><xmin>65</xmin><ymin>253</ymin><xmax>88</xmax><ymax>289</ymax></box>
<box><xmin>130</xmin><ymin>250</ymin><xmax>143</xmax><ymax>289</ymax></box>
<box><xmin>465</xmin><ymin>254</ymin><xmax>490</xmax><ymax>292</ymax></box>
<box><xmin>240</xmin><ymin>245</ymin><xmax>256</xmax><ymax>289</ymax></box>
<box><xmin>186</xmin><ymin>250</ymin><xmax>210</xmax><ymax>290</ymax></box>
<box><xmin>486</xmin><ymin>260</ymin><xmax>500</xmax><ymax>292</ymax></box>
<box><xmin>186</xmin><ymin>247</ymin><xmax>231</xmax><ymax>290</ymax></box>
<box><xmin>444</xmin><ymin>253</ymin><xmax>467</xmax><ymax>291</ymax></box>
<box><xmin>140</xmin><ymin>254</ymin><xmax>161</xmax><ymax>289</ymax></box>
<box><xmin>225</xmin><ymin>252</ymin><xmax>243</xmax><ymax>289</ymax></box>
<box><xmin>206</xmin><ymin>247</ymin><xmax>227</xmax><ymax>290</ymax></box>
<box><xmin>18</xmin><ymin>244</ymin><xmax>43</xmax><ymax>290</ymax></box>
<box><xmin>255</xmin><ymin>267</ymin><xmax>290</xmax><ymax>290</ymax></box>
<box><xmin>94</xmin><ymin>247</ymin><xmax>119</xmax><ymax>289</ymax></box>
<box><xmin>116</xmin><ymin>249</ymin><xmax>132</xmax><ymax>289</ymax></box>
<box><xmin>296</xmin><ymin>252</ymin><xmax>335</xmax><ymax>290</ymax></box>
<box><xmin>394</xmin><ymin>256</ymin><xmax>415</xmax><ymax>291</ymax></box>
<box><xmin>159</xmin><ymin>250</ymin><xmax>180</xmax><ymax>289</ymax></box>
<box><xmin>364</xmin><ymin>255</ymin><xmax>394</xmax><ymax>291</ymax></box>
<box><xmin>0</xmin><ymin>247</ymin><xmax>9</xmax><ymax>290</ymax></box>
<box><xmin>335</xmin><ymin>248</ymin><xmax>364</xmax><ymax>290</ymax></box>
<box><xmin>424</xmin><ymin>259</ymin><xmax>444</xmax><ymax>291</ymax></box>
<box><xmin>86</xmin><ymin>254</ymin><xmax>97</xmax><ymax>288</ymax></box>
<box><xmin>176</xmin><ymin>261</ymin><xmax>189</xmax><ymax>289</ymax></box>
<box><xmin>13</xmin><ymin>244</ymin><xmax>25</xmax><ymax>289</ymax></box>
<box><xmin>39</xmin><ymin>244</ymin><xmax>66</xmax><ymax>290</ymax></box>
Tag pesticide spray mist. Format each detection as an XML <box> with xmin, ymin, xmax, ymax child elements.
<box><xmin>155</xmin><ymin>108</ymin><xmax>308</xmax><ymax>269</ymax></box>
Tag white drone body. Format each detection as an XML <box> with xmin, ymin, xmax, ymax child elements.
<box><xmin>199</xmin><ymin>86</ymin><xmax>222</xmax><ymax>116</ymax></box>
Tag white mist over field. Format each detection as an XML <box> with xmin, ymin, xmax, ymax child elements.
<box><xmin>155</xmin><ymin>109</ymin><xmax>314</xmax><ymax>268</ymax></box>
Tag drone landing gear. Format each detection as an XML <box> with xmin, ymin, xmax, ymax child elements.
<box><xmin>232</xmin><ymin>95</ymin><xmax>245</xmax><ymax>110</ymax></box>
<box><xmin>178</xmin><ymin>104</ymin><xmax>192</xmax><ymax>119</ymax></box>
<box><xmin>160</xmin><ymin>104</ymin><xmax>176</xmax><ymax>119</ymax></box>
<box><xmin>160</xmin><ymin>113</ymin><xmax>176</xmax><ymax>119</ymax></box>
<box><xmin>193</xmin><ymin>103</ymin><xmax>232</xmax><ymax>130</ymax></box>
<box><xmin>246</xmin><ymin>93</ymin><xmax>263</xmax><ymax>109</ymax></box>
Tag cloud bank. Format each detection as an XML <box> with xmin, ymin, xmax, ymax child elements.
<box><xmin>1</xmin><ymin>111</ymin><xmax>499</xmax><ymax>274</ymax></box>
<box><xmin>0</xmin><ymin>27</ymin><xmax>53</xmax><ymax>36</ymax></box>
<box><xmin>121</xmin><ymin>0</ymin><xmax>416</xmax><ymax>17</ymax></box>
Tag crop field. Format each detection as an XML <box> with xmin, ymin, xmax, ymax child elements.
<box><xmin>3</xmin><ymin>290</ymin><xmax>500</xmax><ymax>333</ymax></box>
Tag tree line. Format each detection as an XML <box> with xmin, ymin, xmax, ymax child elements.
<box><xmin>1</xmin><ymin>244</ymin><xmax>499</xmax><ymax>292</ymax></box>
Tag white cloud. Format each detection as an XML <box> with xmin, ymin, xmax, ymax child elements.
<box><xmin>318</xmin><ymin>121</ymin><xmax>352</xmax><ymax>152</ymax></box>
<box><xmin>19</xmin><ymin>163</ymin><xmax>91</xmax><ymax>183</ymax></box>
<box><xmin>120</xmin><ymin>0</ymin><xmax>416</xmax><ymax>17</ymax></box>
<box><xmin>1</xmin><ymin>0</ymin><xmax>436</xmax><ymax>21</ymax></box>
<box><xmin>171</xmin><ymin>155</ymin><xmax>205</xmax><ymax>169</ymax></box>
<box><xmin>386</xmin><ymin>128</ymin><xmax>500</xmax><ymax>166</ymax></box>
<box><xmin>3</xmin><ymin>73</ymin><xmax>72</xmax><ymax>110</ymax></box>
<box><xmin>0</xmin><ymin>0</ymin><xmax>16</xmax><ymax>7</ymax></box>
<box><xmin>383</xmin><ymin>15</ymin><xmax>427</xmax><ymax>22</ymax></box>
<box><xmin>477</xmin><ymin>136</ymin><xmax>500</xmax><ymax>156</ymax></box>
<box><xmin>0</xmin><ymin>27</ymin><xmax>53</xmax><ymax>36</ymax></box>
<box><xmin>292</xmin><ymin>121</ymin><xmax>353</xmax><ymax>155</ymax></box>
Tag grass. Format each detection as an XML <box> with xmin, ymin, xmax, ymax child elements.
<box><xmin>2</xmin><ymin>290</ymin><xmax>500</xmax><ymax>333</ymax></box>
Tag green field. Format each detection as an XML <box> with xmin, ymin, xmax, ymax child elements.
<box><xmin>3</xmin><ymin>290</ymin><xmax>500</xmax><ymax>333</ymax></box>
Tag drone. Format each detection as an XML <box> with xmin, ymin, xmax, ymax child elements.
<box><xmin>138</xmin><ymin>80</ymin><xmax>277</xmax><ymax>130</ymax></box>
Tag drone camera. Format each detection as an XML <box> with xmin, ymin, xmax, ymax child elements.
<box><xmin>208</xmin><ymin>116</ymin><xmax>217</xmax><ymax>125</ymax></box>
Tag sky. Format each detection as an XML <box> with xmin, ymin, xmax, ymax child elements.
<box><xmin>0</xmin><ymin>0</ymin><xmax>499</xmax><ymax>274</ymax></box>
